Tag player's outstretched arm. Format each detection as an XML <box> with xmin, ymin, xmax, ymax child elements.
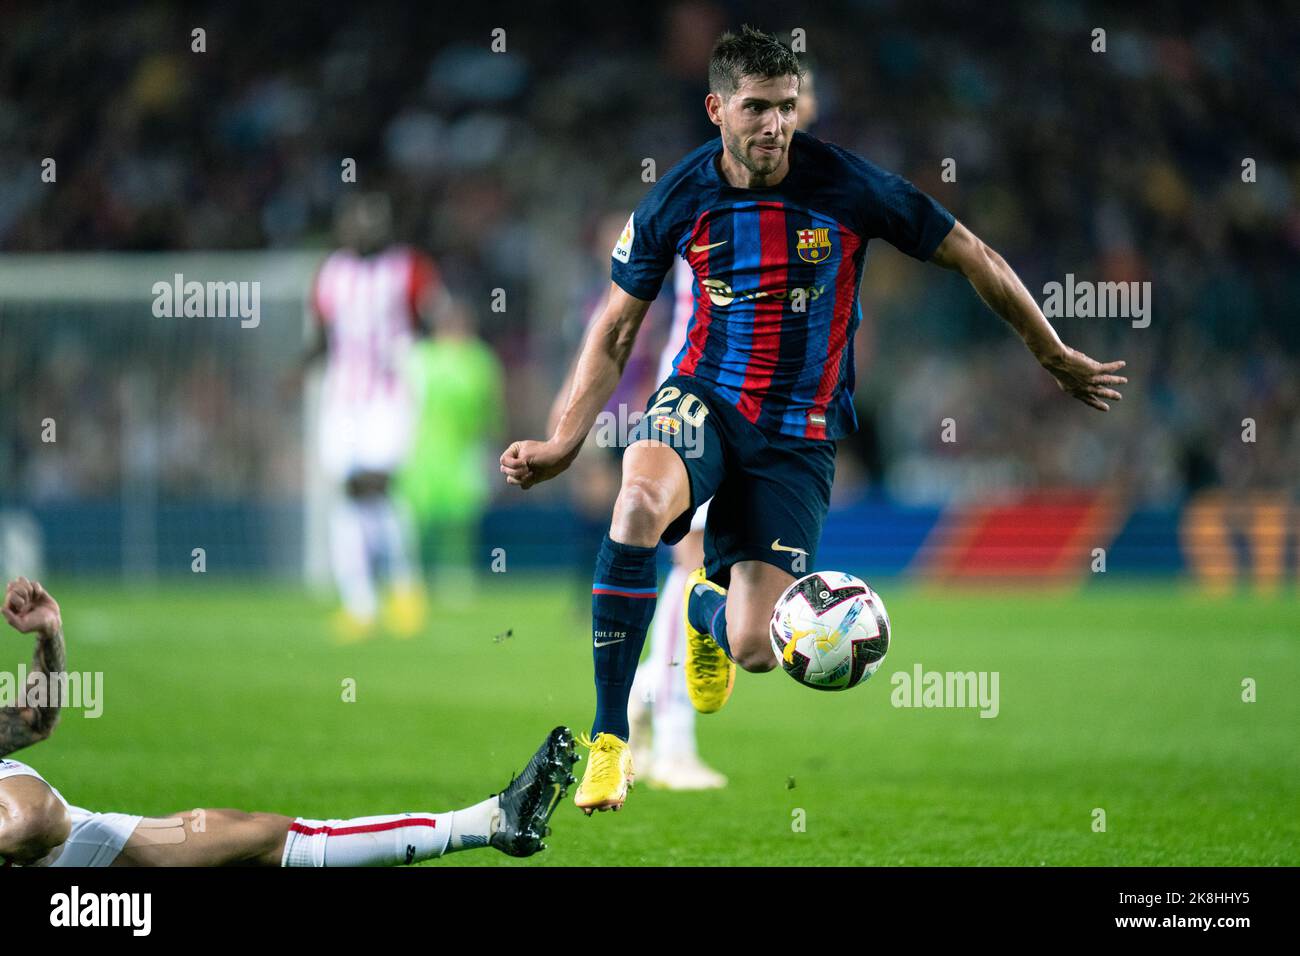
<box><xmin>500</xmin><ymin>283</ymin><xmax>653</xmax><ymax>489</ymax></box>
<box><xmin>0</xmin><ymin>578</ymin><xmax>66</xmax><ymax>758</ymax></box>
<box><xmin>930</xmin><ymin>221</ymin><xmax>1128</xmax><ymax>411</ymax></box>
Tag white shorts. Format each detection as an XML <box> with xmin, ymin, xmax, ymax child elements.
<box><xmin>318</xmin><ymin>396</ymin><xmax>413</xmax><ymax>482</ymax></box>
<box><xmin>0</xmin><ymin>758</ymin><xmax>141</xmax><ymax>867</ymax></box>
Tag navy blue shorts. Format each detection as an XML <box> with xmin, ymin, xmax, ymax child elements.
<box><xmin>627</xmin><ymin>375</ymin><xmax>836</xmax><ymax>588</ymax></box>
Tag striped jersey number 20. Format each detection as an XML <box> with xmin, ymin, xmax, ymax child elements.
<box><xmin>648</xmin><ymin>385</ymin><xmax>709</xmax><ymax>428</ymax></box>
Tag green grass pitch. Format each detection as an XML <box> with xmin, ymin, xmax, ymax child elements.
<box><xmin>7</xmin><ymin>578</ymin><xmax>1297</xmax><ymax>866</ymax></box>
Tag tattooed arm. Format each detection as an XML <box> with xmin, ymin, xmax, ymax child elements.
<box><xmin>0</xmin><ymin>577</ymin><xmax>65</xmax><ymax>758</ymax></box>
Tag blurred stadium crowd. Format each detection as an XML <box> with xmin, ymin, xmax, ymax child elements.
<box><xmin>2</xmin><ymin>0</ymin><xmax>1297</xmax><ymax>508</ymax></box>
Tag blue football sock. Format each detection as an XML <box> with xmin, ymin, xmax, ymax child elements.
<box><xmin>590</xmin><ymin>534</ymin><xmax>659</xmax><ymax>740</ymax></box>
<box><xmin>687</xmin><ymin>580</ymin><xmax>731</xmax><ymax>658</ymax></box>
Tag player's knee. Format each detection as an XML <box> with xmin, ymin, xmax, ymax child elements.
<box><xmin>730</xmin><ymin>629</ymin><xmax>778</xmax><ymax>673</ymax></box>
<box><xmin>0</xmin><ymin>790</ymin><xmax>71</xmax><ymax>865</ymax></box>
<box><xmin>612</xmin><ymin>476</ymin><xmax>676</xmax><ymax>539</ymax></box>
<box><xmin>734</xmin><ymin>646</ymin><xmax>778</xmax><ymax>673</ymax></box>
<box><xmin>248</xmin><ymin>813</ymin><xmax>291</xmax><ymax>865</ymax></box>
<box><xmin>222</xmin><ymin>810</ymin><xmax>287</xmax><ymax>860</ymax></box>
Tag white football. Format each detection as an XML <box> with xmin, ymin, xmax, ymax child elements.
<box><xmin>769</xmin><ymin>571</ymin><xmax>891</xmax><ymax>691</ymax></box>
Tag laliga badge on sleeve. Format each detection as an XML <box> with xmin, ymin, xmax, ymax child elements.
<box><xmin>612</xmin><ymin>213</ymin><xmax>634</xmax><ymax>263</ymax></box>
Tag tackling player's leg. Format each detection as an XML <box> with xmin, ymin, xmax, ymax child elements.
<box><xmin>115</xmin><ymin>809</ymin><xmax>294</xmax><ymax>867</ymax></box>
<box><xmin>575</xmin><ymin>439</ymin><xmax>690</xmax><ymax>814</ymax></box>
<box><xmin>125</xmin><ymin>727</ymin><xmax>577</xmax><ymax>866</ymax></box>
<box><xmin>5</xmin><ymin>728</ymin><xmax>578</xmax><ymax>867</ymax></box>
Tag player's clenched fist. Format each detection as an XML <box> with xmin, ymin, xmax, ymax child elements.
<box><xmin>499</xmin><ymin>439</ymin><xmax>580</xmax><ymax>490</ymax></box>
<box><xmin>3</xmin><ymin>577</ymin><xmax>61</xmax><ymax>638</ymax></box>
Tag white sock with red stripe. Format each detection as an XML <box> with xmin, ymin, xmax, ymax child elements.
<box><xmin>280</xmin><ymin>796</ymin><xmax>499</xmax><ymax>867</ymax></box>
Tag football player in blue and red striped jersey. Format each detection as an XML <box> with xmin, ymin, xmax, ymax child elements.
<box><xmin>500</xmin><ymin>26</ymin><xmax>1126</xmax><ymax>814</ymax></box>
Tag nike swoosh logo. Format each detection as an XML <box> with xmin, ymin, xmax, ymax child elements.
<box><xmin>593</xmin><ymin>639</ymin><xmax>625</xmax><ymax>648</ymax></box>
<box><xmin>771</xmin><ymin>539</ymin><xmax>809</xmax><ymax>555</ymax></box>
<box><xmin>689</xmin><ymin>240</ymin><xmax>728</xmax><ymax>254</ymax></box>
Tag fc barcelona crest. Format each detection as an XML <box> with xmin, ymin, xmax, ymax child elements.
<box><xmin>796</xmin><ymin>227</ymin><xmax>832</xmax><ymax>263</ymax></box>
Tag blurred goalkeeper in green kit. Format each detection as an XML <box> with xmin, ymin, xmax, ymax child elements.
<box><xmin>398</xmin><ymin>299</ymin><xmax>506</xmax><ymax>601</ymax></box>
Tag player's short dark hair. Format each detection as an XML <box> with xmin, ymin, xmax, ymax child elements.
<box><xmin>708</xmin><ymin>25</ymin><xmax>803</xmax><ymax>99</ymax></box>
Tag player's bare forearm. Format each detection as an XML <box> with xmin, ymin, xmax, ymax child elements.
<box><xmin>545</xmin><ymin>343</ymin><xmax>582</xmax><ymax>436</ymax></box>
<box><xmin>931</xmin><ymin>221</ymin><xmax>1127</xmax><ymax>411</ymax></box>
<box><xmin>1</xmin><ymin>578</ymin><xmax>66</xmax><ymax>757</ymax></box>
<box><xmin>960</xmin><ymin>244</ymin><xmax>1059</xmax><ymax>358</ymax></box>
<box><xmin>552</xmin><ymin>289</ymin><xmax>649</xmax><ymax>451</ymax></box>
<box><xmin>501</xmin><ymin>283</ymin><xmax>652</xmax><ymax>488</ymax></box>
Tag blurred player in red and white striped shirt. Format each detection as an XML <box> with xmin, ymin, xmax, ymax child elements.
<box><xmin>302</xmin><ymin>193</ymin><xmax>447</xmax><ymax>639</ymax></box>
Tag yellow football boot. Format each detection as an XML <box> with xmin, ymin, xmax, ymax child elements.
<box><xmin>383</xmin><ymin>583</ymin><xmax>428</xmax><ymax>639</ymax></box>
<box><xmin>573</xmin><ymin>732</ymin><xmax>634</xmax><ymax>815</ymax></box>
<box><xmin>330</xmin><ymin>608</ymin><xmax>376</xmax><ymax>645</ymax></box>
<box><xmin>682</xmin><ymin>567</ymin><xmax>736</xmax><ymax>713</ymax></box>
